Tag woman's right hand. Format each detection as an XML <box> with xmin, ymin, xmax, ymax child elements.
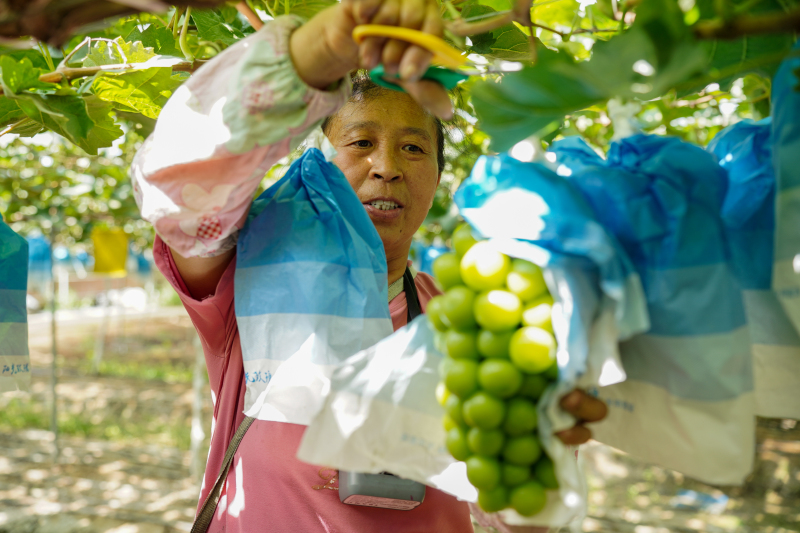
<box><xmin>289</xmin><ymin>0</ymin><xmax>453</xmax><ymax>119</ymax></box>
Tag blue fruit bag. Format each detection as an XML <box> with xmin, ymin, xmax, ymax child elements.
<box><xmin>707</xmin><ymin>117</ymin><xmax>800</xmax><ymax>420</ymax></box>
<box><xmin>768</xmin><ymin>40</ymin><xmax>800</xmax><ymax>419</ymax></box>
<box><xmin>1</xmin><ymin>219</ymin><xmax>30</xmax><ymax>393</ymax></box>
<box><xmin>234</xmin><ymin>147</ymin><xmax>393</xmax><ymax>424</ymax></box>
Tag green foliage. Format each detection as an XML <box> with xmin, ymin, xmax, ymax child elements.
<box><xmin>0</xmin><ymin>0</ymin><xmax>796</xmax><ymax>247</ymax></box>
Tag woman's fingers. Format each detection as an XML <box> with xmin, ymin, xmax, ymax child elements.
<box><xmin>393</xmin><ymin>78</ymin><xmax>453</xmax><ymax>119</ymax></box>
<box><xmin>381</xmin><ymin>0</ymin><xmax>428</xmax><ymax>75</ymax></box>
<box><xmin>358</xmin><ymin>0</ymin><xmax>401</xmax><ymax>69</ymax></box>
<box><xmin>559</xmin><ymin>389</ymin><xmax>608</xmax><ymax>423</ymax></box>
<box><xmin>555</xmin><ymin>425</ymin><xmax>593</xmax><ymax>445</ymax></box>
<box><xmin>396</xmin><ymin>0</ymin><xmax>442</xmax><ymax>81</ymax></box>
<box><xmin>554</xmin><ymin>389</ymin><xmax>608</xmax><ymax>446</ymax></box>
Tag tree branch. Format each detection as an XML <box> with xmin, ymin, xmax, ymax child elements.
<box><xmin>693</xmin><ymin>8</ymin><xmax>800</xmax><ymax>39</ymax></box>
<box><xmin>236</xmin><ymin>1</ymin><xmax>264</xmax><ymax>30</ymax></box>
<box><xmin>37</xmin><ymin>61</ymin><xmax>206</xmax><ymax>84</ymax></box>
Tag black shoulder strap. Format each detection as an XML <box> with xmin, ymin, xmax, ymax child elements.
<box><xmin>403</xmin><ymin>267</ymin><xmax>422</xmax><ymax>322</ymax></box>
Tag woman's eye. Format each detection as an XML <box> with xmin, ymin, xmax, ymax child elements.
<box><xmin>404</xmin><ymin>144</ymin><xmax>423</xmax><ymax>153</ymax></box>
<box><xmin>354</xmin><ymin>140</ymin><xmax>372</xmax><ymax>148</ymax></box>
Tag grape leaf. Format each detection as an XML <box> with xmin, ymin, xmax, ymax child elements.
<box><xmin>83</xmin><ymin>37</ymin><xmax>155</xmax><ymax>67</ymax></box>
<box><xmin>126</xmin><ymin>26</ymin><xmax>183</xmax><ymax>58</ymax></box>
<box><xmin>0</xmin><ymin>96</ymin><xmax>25</xmax><ymax>126</ymax></box>
<box><xmin>531</xmin><ymin>0</ymin><xmax>578</xmax><ymax>28</ymax></box>
<box><xmin>92</xmin><ymin>67</ymin><xmax>182</xmax><ymax>119</ymax></box>
<box><xmin>191</xmin><ymin>9</ymin><xmax>245</xmax><ymax>46</ymax></box>
<box><xmin>472</xmin><ymin>49</ymin><xmax>605</xmax><ymax>151</ymax></box>
<box><xmin>461</xmin><ymin>2</ymin><xmax>530</xmax><ymax>60</ymax></box>
<box><xmin>0</xmin><ymin>49</ymin><xmax>50</xmax><ymax>70</ymax></box>
<box><xmin>13</xmin><ymin>94</ymin><xmax>94</xmax><ymax>147</ymax></box>
<box><xmin>81</xmin><ymin>96</ymin><xmax>124</xmax><ymax>155</ymax></box>
<box><xmin>682</xmin><ymin>0</ymin><xmax>799</xmax><ymax>92</ymax></box>
<box><xmin>0</xmin><ymin>57</ymin><xmax>54</xmax><ymax>94</ymax></box>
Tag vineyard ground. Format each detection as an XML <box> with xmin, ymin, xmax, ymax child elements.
<box><xmin>0</xmin><ymin>309</ymin><xmax>797</xmax><ymax>533</ymax></box>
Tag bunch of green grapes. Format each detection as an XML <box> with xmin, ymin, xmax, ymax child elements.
<box><xmin>428</xmin><ymin>224</ymin><xmax>559</xmax><ymax>516</ymax></box>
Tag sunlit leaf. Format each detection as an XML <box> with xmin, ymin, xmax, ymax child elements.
<box><xmin>92</xmin><ymin>67</ymin><xmax>181</xmax><ymax>119</ymax></box>
<box><xmin>83</xmin><ymin>37</ymin><xmax>156</xmax><ymax>67</ymax></box>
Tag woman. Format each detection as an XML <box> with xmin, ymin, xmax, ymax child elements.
<box><xmin>131</xmin><ymin>1</ymin><xmax>607</xmax><ymax>530</ymax></box>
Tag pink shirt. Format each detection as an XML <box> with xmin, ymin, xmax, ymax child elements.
<box><xmin>155</xmin><ymin>236</ymin><xmax>472</xmax><ymax>532</ymax></box>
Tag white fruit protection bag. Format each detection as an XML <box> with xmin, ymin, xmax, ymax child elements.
<box><xmin>299</xmin><ymin>154</ymin><xmax>649</xmax><ymax>528</ymax></box>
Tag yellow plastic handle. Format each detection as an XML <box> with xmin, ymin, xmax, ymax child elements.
<box><xmin>352</xmin><ymin>25</ymin><xmax>468</xmax><ymax>69</ymax></box>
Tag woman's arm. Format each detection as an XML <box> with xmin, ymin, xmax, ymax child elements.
<box><xmin>132</xmin><ymin>1</ymin><xmax>450</xmax><ymax>300</ymax></box>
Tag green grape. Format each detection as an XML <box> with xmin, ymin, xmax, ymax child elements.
<box><xmin>441</xmin><ymin>286</ymin><xmax>477</xmax><ymax>330</ymax></box>
<box><xmin>460</xmin><ymin>241</ymin><xmax>510</xmax><ymax>292</ymax></box>
<box><xmin>452</xmin><ymin>223</ymin><xmax>479</xmax><ymax>258</ymax></box>
<box><xmin>442</xmin><ymin>415</ymin><xmax>462</xmax><ymax>432</ymax></box>
<box><xmin>521</xmin><ymin>294</ymin><xmax>554</xmax><ymax>332</ymax></box>
<box><xmin>444</xmin><ymin>393</ymin><xmax>466</xmax><ymax>426</ymax></box>
<box><xmin>433</xmin><ymin>253</ymin><xmax>464</xmax><ymax>290</ymax></box>
<box><xmin>443</xmin><ymin>358</ymin><xmax>479</xmax><ymax>398</ymax></box>
<box><xmin>477</xmin><ymin>485</ymin><xmax>509</xmax><ymax>513</ymax></box>
<box><xmin>519</xmin><ymin>374</ymin><xmax>548</xmax><ymax>400</ymax></box>
<box><xmin>478</xmin><ymin>359</ymin><xmax>523</xmax><ymax>399</ymax></box>
<box><xmin>445</xmin><ymin>328</ymin><xmax>480</xmax><ymax>359</ymax></box>
<box><xmin>503</xmin><ymin>434</ymin><xmax>542</xmax><ymax>466</ymax></box>
<box><xmin>509</xmin><ymin>480</ymin><xmax>547</xmax><ymax>516</ymax></box>
<box><xmin>509</xmin><ymin>326</ymin><xmax>556</xmax><ymax>374</ymax></box>
<box><xmin>466</xmin><ymin>455</ymin><xmax>502</xmax><ymax>490</ymax></box>
<box><xmin>462</xmin><ymin>391</ymin><xmax>506</xmax><ymax>430</ymax></box>
<box><xmin>427</xmin><ymin>295</ymin><xmax>451</xmax><ymax>332</ymax></box>
<box><xmin>477</xmin><ymin>329</ymin><xmax>514</xmax><ymax>358</ymax></box>
<box><xmin>502</xmin><ymin>463</ymin><xmax>531</xmax><ymax>487</ymax></box>
<box><xmin>544</xmin><ymin>360</ymin><xmax>559</xmax><ymax>381</ymax></box>
<box><xmin>474</xmin><ymin>290</ymin><xmax>522</xmax><ymax>332</ymax></box>
<box><xmin>506</xmin><ymin>258</ymin><xmax>547</xmax><ymax>302</ymax></box>
<box><xmin>503</xmin><ymin>397</ymin><xmax>538</xmax><ymax>436</ymax></box>
<box><xmin>534</xmin><ymin>456</ymin><xmax>559</xmax><ymax>489</ymax></box>
<box><xmin>467</xmin><ymin>427</ymin><xmax>505</xmax><ymax>456</ymax></box>
<box><xmin>445</xmin><ymin>426</ymin><xmax>471</xmax><ymax>461</ymax></box>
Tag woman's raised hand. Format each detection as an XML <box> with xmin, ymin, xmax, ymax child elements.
<box><xmin>290</xmin><ymin>0</ymin><xmax>453</xmax><ymax>119</ymax></box>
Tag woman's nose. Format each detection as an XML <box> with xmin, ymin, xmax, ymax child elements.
<box><xmin>369</xmin><ymin>149</ymin><xmax>403</xmax><ymax>182</ymax></box>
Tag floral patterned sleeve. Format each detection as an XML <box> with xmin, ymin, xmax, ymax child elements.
<box><xmin>131</xmin><ymin>15</ymin><xmax>352</xmax><ymax>258</ymax></box>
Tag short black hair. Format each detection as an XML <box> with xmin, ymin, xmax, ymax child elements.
<box><xmin>321</xmin><ymin>71</ymin><xmax>446</xmax><ymax>174</ymax></box>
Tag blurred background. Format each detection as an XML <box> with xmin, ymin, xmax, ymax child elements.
<box><xmin>0</xmin><ymin>0</ymin><xmax>798</xmax><ymax>530</ymax></box>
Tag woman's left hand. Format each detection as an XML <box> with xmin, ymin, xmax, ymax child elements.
<box><xmin>555</xmin><ymin>389</ymin><xmax>608</xmax><ymax>445</ymax></box>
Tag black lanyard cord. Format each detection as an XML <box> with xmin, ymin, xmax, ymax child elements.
<box><xmin>403</xmin><ymin>267</ymin><xmax>422</xmax><ymax>322</ymax></box>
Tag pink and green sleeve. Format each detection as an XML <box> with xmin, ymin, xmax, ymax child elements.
<box><xmin>131</xmin><ymin>15</ymin><xmax>352</xmax><ymax>258</ymax></box>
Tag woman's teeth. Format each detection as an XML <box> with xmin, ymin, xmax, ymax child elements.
<box><xmin>370</xmin><ymin>200</ymin><xmax>400</xmax><ymax>211</ymax></box>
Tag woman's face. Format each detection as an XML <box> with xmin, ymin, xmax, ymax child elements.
<box><xmin>327</xmin><ymin>90</ymin><xmax>441</xmax><ymax>260</ymax></box>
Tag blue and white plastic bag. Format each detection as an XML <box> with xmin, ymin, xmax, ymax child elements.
<box><xmin>707</xmin><ymin>117</ymin><xmax>800</xmax><ymax>420</ymax></box>
<box><xmin>548</xmin><ymin>133</ymin><xmax>757</xmax><ymax>485</ymax></box>
<box><xmin>1</xmin><ymin>220</ymin><xmax>30</xmax><ymax>393</ymax></box>
<box><xmin>769</xmin><ymin>41</ymin><xmax>800</xmax><ymax>419</ymax></box>
<box><xmin>234</xmin><ymin>148</ymin><xmax>393</xmax><ymax>424</ymax></box>
<box><xmin>300</xmin><ymin>154</ymin><xmax>649</xmax><ymax>527</ymax></box>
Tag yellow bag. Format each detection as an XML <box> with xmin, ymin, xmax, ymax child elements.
<box><xmin>91</xmin><ymin>228</ymin><xmax>128</xmax><ymax>277</ymax></box>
